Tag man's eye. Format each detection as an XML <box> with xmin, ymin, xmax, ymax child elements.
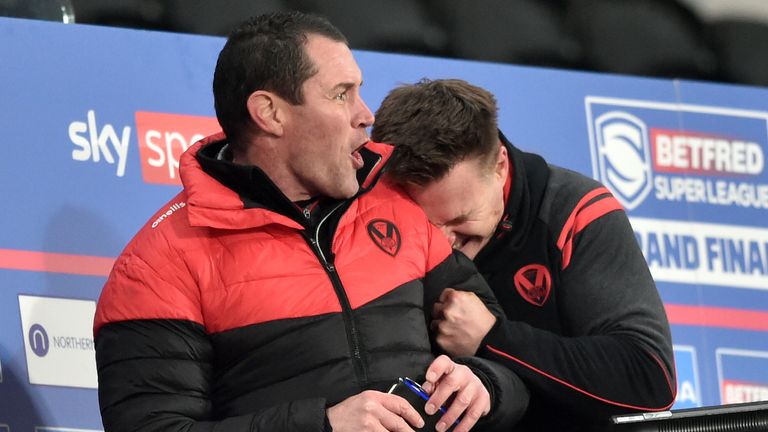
<box><xmin>334</xmin><ymin>92</ymin><xmax>348</xmax><ymax>101</ymax></box>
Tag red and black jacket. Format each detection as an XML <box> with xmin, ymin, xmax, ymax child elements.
<box><xmin>474</xmin><ymin>132</ymin><xmax>676</xmax><ymax>430</ymax></box>
<box><xmin>93</xmin><ymin>134</ymin><xmax>528</xmax><ymax>432</ymax></box>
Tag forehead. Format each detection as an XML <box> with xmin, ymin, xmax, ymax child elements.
<box><xmin>304</xmin><ymin>35</ymin><xmax>361</xmax><ymax>86</ymax></box>
<box><xmin>405</xmin><ymin>159</ymin><xmax>490</xmax><ymax>223</ymax></box>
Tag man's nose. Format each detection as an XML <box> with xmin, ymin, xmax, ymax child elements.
<box><xmin>355</xmin><ymin>97</ymin><xmax>375</xmax><ymax>128</ymax></box>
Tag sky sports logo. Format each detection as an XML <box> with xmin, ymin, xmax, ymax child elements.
<box><xmin>69</xmin><ymin>110</ymin><xmax>220</xmax><ymax>184</ymax></box>
<box><xmin>585</xmin><ymin>97</ymin><xmax>768</xmax><ymax>211</ymax></box>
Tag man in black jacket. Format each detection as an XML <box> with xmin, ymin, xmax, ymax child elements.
<box><xmin>372</xmin><ymin>78</ymin><xmax>676</xmax><ymax>430</ymax></box>
<box><xmin>94</xmin><ymin>13</ymin><xmax>528</xmax><ymax>432</ymax></box>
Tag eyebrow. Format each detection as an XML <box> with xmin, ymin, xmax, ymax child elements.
<box><xmin>331</xmin><ymin>82</ymin><xmax>356</xmax><ymax>93</ymax></box>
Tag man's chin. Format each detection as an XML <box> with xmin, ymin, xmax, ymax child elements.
<box><xmin>328</xmin><ymin>184</ymin><xmax>360</xmax><ymax>200</ymax></box>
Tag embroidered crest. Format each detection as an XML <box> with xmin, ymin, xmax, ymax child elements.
<box><xmin>367</xmin><ymin>219</ymin><xmax>401</xmax><ymax>256</ymax></box>
<box><xmin>513</xmin><ymin>264</ymin><xmax>552</xmax><ymax>307</ymax></box>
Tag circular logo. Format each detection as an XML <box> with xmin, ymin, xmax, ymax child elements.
<box><xmin>28</xmin><ymin>323</ymin><xmax>50</xmax><ymax>357</ymax></box>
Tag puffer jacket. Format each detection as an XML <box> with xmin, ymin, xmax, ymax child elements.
<box><xmin>94</xmin><ymin>134</ymin><xmax>528</xmax><ymax>432</ymax></box>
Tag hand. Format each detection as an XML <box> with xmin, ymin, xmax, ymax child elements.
<box><xmin>327</xmin><ymin>390</ymin><xmax>425</xmax><ymax>432</ymax></box>
<box><xmin>421</xmin><ymin>355</ymin><xmax>491</xmax><ymax>432</ymax></box>
<box><xmin>432</xmin><ymin>288</ymin><xmax>497</xmax><ymax>356</ymax></box>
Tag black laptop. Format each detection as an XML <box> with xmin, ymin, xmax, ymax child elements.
<box><xmin>608</xmin><ymin>401</ymin><xmax>768</xmax><ymax>431</ymax></box>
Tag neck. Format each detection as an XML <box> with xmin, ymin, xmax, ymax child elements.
<box><xmin>234</xmin><ymin>139</ymin><xmax>313</xmax><ymax>203</ymax></box>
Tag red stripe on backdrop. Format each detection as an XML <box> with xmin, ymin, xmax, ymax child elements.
<box><xmin>0</xmin><ymin>248</ymin><xmax>114</xmax><ymax>276</ymax></box>
<box><xmin>666</xmin><ymin>304</ymin><xmax>768</xmax><ymax>332</ymax></box>
<box><xmin>2</xmin><ymin>247</ymin><xmax>768</xmax><ymax>332</ymax></box>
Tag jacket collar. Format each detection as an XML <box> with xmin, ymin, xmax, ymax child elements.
<box><xmin>179</xmin><ymin>132</ymin><xmax>391</xmax><ymax>230</ymax></box>
<box><xmin>475</xmin><ymin>130</ymin><xmax>550</xmax><ymax>264</ymax></box>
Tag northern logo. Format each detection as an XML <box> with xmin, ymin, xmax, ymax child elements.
<box><xmin>367</xmin><ymin>219</ymin><xmax>401</xmax><ymax>256</ymax></box>
<box><xmin>28</xmin><ymin>323</ymin><xmax>50</xmax><ymax>357</ymax></box>
<box><xmin>513</xmin><ymin>264</ymin><xmax>552</xmax><ymax>307</ymax></box>
<box><xmin>19</xmin><ymin>295</ymin><xmax>98</xmax><ymax>388</ymax></box>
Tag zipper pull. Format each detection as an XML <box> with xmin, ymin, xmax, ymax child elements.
<box><xmin>303</xmin><ymin>207</ymin><xmax>311</xmax><ymax>219</ymax></box>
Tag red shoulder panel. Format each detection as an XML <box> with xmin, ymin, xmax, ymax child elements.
<box><xmin>557</xmin><ymin>187</ymin><xmax>624</xmax><ymax>269</ymax></box>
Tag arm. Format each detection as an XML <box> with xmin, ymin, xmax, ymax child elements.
<box><xmin>439</xmin><ymin>208</ymin><xmax>676</xmax><ymax>420</ymax></box>
<box><xmin>99</xmin><ymin>317</ymin><xmax>432</xmax><ymax>432</ymax></box>
<box><xmin>96</xmin><ymin>233</ymin><xmax>430</xmax><ymax>432</ymax></box>
<box><xmin>94</xmin><ymin>247</ymin><xmax>334</xmax><ymax>432</ymax></box>
<box><xmin>96</xmin><ymin>319</ymin><xmax>331</xmax><ymax>432</ymax></box>
<box><xmin>422</xmin><ymin>232</ymin><xmax>528</xmax><ymax>430</ymax></box>
<box><xmin>423</xmin><ymin>248</ymin><xmax>505</xmax><ymax>321</ymax></box>
<box><xmin>420</xmin><ymin>355</ymin><xmax>528</xmax><ymax>432</ymax></box>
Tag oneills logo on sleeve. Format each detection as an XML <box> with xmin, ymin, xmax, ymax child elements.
<box><xmin>151</xmin><ymin>202</ymin><xmax>186</xmax><ymax>228</ymax></box>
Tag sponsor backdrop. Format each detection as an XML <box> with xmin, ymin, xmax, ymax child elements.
<box><xmin>1</xmin><ymin>16</ymin><xmax>767</xmax><ymax>430</ymax></box>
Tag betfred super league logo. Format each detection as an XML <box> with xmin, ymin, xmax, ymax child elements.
<box><xmin>592</xmin><ymin>111</ymin><xmax>653</xmax><ymax>210</ymax></box>
<box><xmin>586</xmin><ymin>97</ymin><xmax>768</xmax><ymax>213</ymax></box>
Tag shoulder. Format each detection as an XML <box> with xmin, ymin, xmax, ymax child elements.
<box><xmin>123</xmin><ymin>192</ymin><xmax>198</xmax><ymax>260</ymax></box>
<box><xmin>539</xmin><ymin>164</ymin><xmax>621</xmax><ymax>232</ymax></box>
<box><xmin>358</xmin><ymin>176</ymin><xmax>428</xmax><ymax>225</ymax></box>
<box><xmin>95</xmin><ymin>192</ymin><xmax>212</xmax><ymax>333</ymax></box>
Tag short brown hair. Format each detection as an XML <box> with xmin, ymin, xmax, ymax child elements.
<box><xmin>213</xmin><ymin>11</ymin><xmax>347</xmax><ymax>153</ymax></box>
<box><xmin>371</xmin><ymin>78</ymin><xmax>499</xmax><ymax>185</ymax></box>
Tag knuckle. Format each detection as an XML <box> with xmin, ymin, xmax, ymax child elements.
<box><xmin>465</xmin><ymin>409</ymin><xmax>483</xmax><ymax>420</ymax></box>
<box><xmin>456</xmin><ymin>393</ymin><xmax>473</xmax><ymax>406</ymax></box>
<box><xmin>397</xmin><ymin>400</ymin><xmax>411</xmax><ymax>415</ymax></box>
<box><xmin>362</xmin><ymin>400</ymin><xmax>377</xmax><ymax>413</ymax></box>
<box><xmin>362</xmin><ymin>418</ymin><xmax>377</xmax><ymax>430</ymax></box>
<box><xmin>445</xmin><ymin>378</ymin><xmax>461</xmax><ymax>391</ymax></box>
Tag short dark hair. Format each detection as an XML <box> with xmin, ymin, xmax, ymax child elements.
<box><xmin>213</xmin><ymin>11</ymin><xmax>347</xmax><ymax>152</ymax></box>
<box><xmin>372</xmin><ymin>78</ymin><xmax>499</xmax><ymax>185</ymax></box>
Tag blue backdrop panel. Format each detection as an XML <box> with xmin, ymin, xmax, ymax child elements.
<box><xmin>1</xmin><ymin>17</ymin><xmax>767</xmax><ymax>430</ymax></box>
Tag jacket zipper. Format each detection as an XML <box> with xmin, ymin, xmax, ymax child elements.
<box><xmin>302</xmin><ymin>202</ymin><xmax>369</xmax><ymax>387</ymax></box>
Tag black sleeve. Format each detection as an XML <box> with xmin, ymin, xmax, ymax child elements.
<box><xmin>480</xmin><ymin>209</ymin><xmax>676</xmax><ymax>421</ymax></box>
<box><xmin>454</xmin><ymin>356</ymin><xmax>529</xmax><ymax>431</ymax></box>
<box><xmin>96</xmin><ymin>319</ymin><xmax>329</xmax><ymax>432</ymax></box>
<box><xmin>423</xmin><ymin>250</ymin><xmax>506</xmax><ymax>320</ymax></box>
<box><xmin>423</xmin><ymin>251</ymin><xmax>527</xmax><ymax>429</ymax></box>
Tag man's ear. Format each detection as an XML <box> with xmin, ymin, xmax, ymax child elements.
<box><xmin>246</xmin><ymin>90</ymin><xmax>285</xmax><ymax>136</ymax></box>
<box><xmin>494</xmin><ymin>143</ymin><xmax>509</xmax><ymax>181</ymax></box>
